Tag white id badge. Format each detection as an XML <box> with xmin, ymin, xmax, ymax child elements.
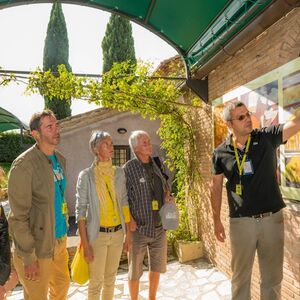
<box><xmin>243</xmin><ymin>159</ymin><xmax>254</xmax><ymax>175</ymax></box>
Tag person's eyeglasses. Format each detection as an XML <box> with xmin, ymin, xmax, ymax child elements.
<box><xmin>231</xmin><ymin>111</ymin><xmax>252</xmax><ymax>121</ymax></box>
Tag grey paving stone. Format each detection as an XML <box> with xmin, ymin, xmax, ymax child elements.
<box><xmin>7</xmin><ymin>258</ymin><xmax>231</xmax><ymax>299</ymax></box>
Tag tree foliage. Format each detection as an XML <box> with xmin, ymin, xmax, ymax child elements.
<box><xmin>43</xmin><ymin>1</ymin><xmax>72</xmax><ymax>119</ymax></box>
<box><xmin>102</xmin><ymin>14</ymin><xmax>136</xmax><ymax>73</ymax></box>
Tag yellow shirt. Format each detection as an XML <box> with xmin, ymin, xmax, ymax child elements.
<box><xmin>94</xmin><ymin>161</ymin><xmax>130</xmax><ymax>227</ymax></box>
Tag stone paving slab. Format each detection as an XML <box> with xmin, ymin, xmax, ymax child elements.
<box><xmin>2</xmin><ymin>201</ymin><xmax>231</xmax><ymax>299</ymax></box>
<box><xmin>7</xmin><ymin>258</ymin><xmax>231</xmax><ymax>300</ymax></box>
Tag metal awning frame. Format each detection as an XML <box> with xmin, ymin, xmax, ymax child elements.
<box><xmin>0</xmin><ymin>0</ymin><xmax>299</xmax><ymax>102</ymax></box>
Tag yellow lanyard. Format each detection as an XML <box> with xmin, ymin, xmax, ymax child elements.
<box><xmin>233</xmin><ymin>135</ymin><xmax>251</xmax><ymax>176</ymax></box>
<box><xmin>103</xmin><ymin>176</ymin><xmax>119</xmax><ymax>216</ymax></box>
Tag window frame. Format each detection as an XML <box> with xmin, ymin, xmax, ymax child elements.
<box><xmin>112</xmin><ymin>145</ymin><xmax>131</xmax><ymax>167</ymax></box>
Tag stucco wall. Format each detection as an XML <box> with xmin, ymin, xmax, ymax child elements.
<box><xmin>57</xmin><ymin>110</ymin><xmax>162</xmax><ymax>216</ymax></box>
<box><xmin>194</xmin><ymin>8</ymin><xmax>300</xmax><ymax>299</ymax></box>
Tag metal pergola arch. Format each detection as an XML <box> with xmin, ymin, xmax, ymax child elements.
<box><xmin>0</xmin><ymin>0</ymin><xmax>299</xmax><ymax>102</ymax></box>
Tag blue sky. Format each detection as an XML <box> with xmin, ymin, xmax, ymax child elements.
<box><xmin>0</xmin><ymin>4</ymin><xmax>177</xmax><ymax>124</ymax></box>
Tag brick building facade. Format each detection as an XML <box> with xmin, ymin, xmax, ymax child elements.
<box><xmin>192</xmin><ymin>8</ymin><xmax>300</xmax><ymax>299</ymax></box>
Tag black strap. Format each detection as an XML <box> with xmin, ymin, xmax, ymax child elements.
<box><xmin>153</xmin><ymin>157</ymin><xmax>169</xmax><ymax>181</ymax></box>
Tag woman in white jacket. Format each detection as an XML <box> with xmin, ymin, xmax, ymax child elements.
<box><xmin>76</xmin><ymin>131</ymin><xmax>131</xmax><ymax>300</ymax></box>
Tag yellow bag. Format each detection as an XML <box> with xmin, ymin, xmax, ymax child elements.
<box><xmin>71</xmin><ymin>244</ymin><xmax>89</xmax><ymax>284</ymax></box>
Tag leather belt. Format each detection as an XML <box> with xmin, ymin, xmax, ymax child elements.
<box><xmin>250</xmin><ymin>209</ymin><xmax>280</xmax><ymax>219</ymax></box>
<box><xmin>99</xmin><ymin>224</ymin><xmax>122</xmax><ymax>233</ymax></box>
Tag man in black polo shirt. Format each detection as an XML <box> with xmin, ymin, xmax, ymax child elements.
<box><xmin>211</xmin><ymin>101</ymin><xmax>300</xmax><ymax>300</ymax></box>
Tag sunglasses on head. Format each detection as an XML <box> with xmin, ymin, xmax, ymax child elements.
<box><xmin>93</xmin><ymin>132</ymin><xmax>105</xmax><ymax>147</ymax></box>
<box><xmin>231</xmin><ymin>111</ymin><xmax>252</xmax><ymax>121</ymax></box>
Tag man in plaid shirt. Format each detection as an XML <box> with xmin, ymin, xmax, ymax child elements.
<box><xmin>124</xmin><ymin>130</ymin><xmax>172</xmax><ymax>300</ymax></box>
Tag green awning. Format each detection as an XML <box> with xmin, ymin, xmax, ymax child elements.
<box><xmin>0</xmin><ymin>0</ymin><xmax>298</xmax><ymax>101</ymax></box>
<box><xmin>0</xmin><ymin>107</ymin><xmax>28</xmax><ymax>133</ymax></box>
<box><xmin>0</xmin><ymin>0</ymin><xmax>289</xmax><ymax>71</ymax></box>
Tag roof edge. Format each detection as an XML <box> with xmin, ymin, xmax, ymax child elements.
<box><xmin>193</xmin><ymin>0</ymin><xmax>300</xmax><ymax>80</ymax></box>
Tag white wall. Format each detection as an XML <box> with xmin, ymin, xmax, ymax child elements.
<box><xmin>58</xmin><ymin>111</ymin><xmax>163</xmax><ymax>215</ymax></box>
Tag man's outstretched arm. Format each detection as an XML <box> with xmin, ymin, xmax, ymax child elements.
<box><xmin>283</xmin><ymin>115</ymin><xmax>300</xmax><ymax>142</ymax></box>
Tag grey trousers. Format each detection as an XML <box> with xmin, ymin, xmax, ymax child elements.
<box><xmin>230</xmin><ymin>210</ymin><xmax>284</xmax><ymax>300</ymax></box>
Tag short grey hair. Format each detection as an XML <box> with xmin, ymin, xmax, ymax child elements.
<box><xmin>129</xmin><ymin>130</ymin><xmax>150</xmax><ymax>153</ymax></box>
<box><xmin>89</xmin><ymin>130</ymin><xmax>111</xmax><ymax>156</ymax></box>
<box><xmin>222</xmin><ymin>101</ymin><xmax>246</xmax><ymax>122</ymax></box>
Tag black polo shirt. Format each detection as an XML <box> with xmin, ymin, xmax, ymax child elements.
<box><xmin>212</xmin><ymin>124</ymin><xmax>286</xmax><ymax>218</ymax></box>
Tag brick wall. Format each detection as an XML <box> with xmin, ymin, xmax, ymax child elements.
<box><xmin>193</xmin><ymin>8</ymin><xmax>300</xmax><ymax>299</ymax></box>
<box><xmin>209</xmin><ymin>8</ymin><xmax>300</xmax><ymax>101</ymax></box>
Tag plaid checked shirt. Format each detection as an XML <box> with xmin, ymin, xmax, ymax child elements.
<box><xmin>124</xmin><ymin>157</ymin><xmax>170</xmax><ymax>238</ymax></box>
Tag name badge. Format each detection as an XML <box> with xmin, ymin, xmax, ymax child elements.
<box><xmin>152</xmin><ymin>199</ymin><xmax>159</xmax><ymax>211</ymax></box>
<box><xmin>235</xmin><ymin>184</ymin><xmax>242</xmax><ymax>196</ymax></box>
<box><xmin>243</xmin><ymin>159</ymin><xmax>254</xmax><ymax>175</ymax></box>
<box><xmin>54</xmin><ymin>170</ymin><xmax>63</xmax><ymax>181</ymax></box>
<box><xmin>62</xmin><ymin>202</ymin><xmax>68</xmax><ymax>215</ymax></box>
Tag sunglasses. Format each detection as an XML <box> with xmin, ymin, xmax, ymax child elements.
<box><xmin>93</xmin><ymin>132</ymin><xmax>105</xmax><ymax>147</ymax></box>
<box><xmin>231</xmin><ymin>111</ymin><xmax>252</xmax><ymax>121</ymax></box>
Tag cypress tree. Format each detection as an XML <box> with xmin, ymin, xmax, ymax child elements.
<box><xmin>43</xmin><ymin>1</ymin><xmax>72</xmax><ymax>119</ymax></box>
<box><xmin>102</xmin><ymin>14</ymin><xmax>136</xmax><ymax>73</ymax></box>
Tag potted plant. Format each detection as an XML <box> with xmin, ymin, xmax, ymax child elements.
<box><xmin>167</xmin><ymin>195</ymin><xmax>203</xmax><ymax>263</ymax></box>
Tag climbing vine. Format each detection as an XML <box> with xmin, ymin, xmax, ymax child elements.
<box><xmin>2</xmin><ymin>61</ymin><xmax>201</xmax><ymax>240</ymax></box>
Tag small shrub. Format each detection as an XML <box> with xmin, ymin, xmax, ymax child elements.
<box><xmin>0</xmin><ymin>162</ymin><xmax>11</xmax><ymax>174</ymax></box>
<box><xmin>167</xmin><ymin>195</ymin><xmax>198</xmax><ymax>243</ymax></box>
<box><xmin>0</xmin><ymin>166</ymin><xmax>7</xmax><ymax>199</ymax></box>
<box><xmin>0</xmin><ymin>132</ymin><xmax>34</xmax><ymax>162</ymax></box>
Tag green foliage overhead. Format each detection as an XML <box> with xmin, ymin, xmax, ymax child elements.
<box><xmin>43</xmin><ymin>1</ymin><xmax>72</xmax><ymax>119</ymax></box>
<box><xmin>102</xmin><ymin>14</ymin><xmax>136</xmax><ymax>73</ymax></box>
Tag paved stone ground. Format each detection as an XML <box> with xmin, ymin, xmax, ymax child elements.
<box><xmin>7</xmin><ymin>258</ymin><xmax>231</xmax><ymax>300</ymax></box>
<box><xmin>3</xmin><ymin>200</ymin><xmax>231</xmax><ymax>299</ymax></box>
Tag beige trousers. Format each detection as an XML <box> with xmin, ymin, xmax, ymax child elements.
<box><xmin>13</xmin><ymin>237</ymin><xmax>70</xmax><ymax>300</ymax></box>
<box><xmin>230</xmin><ymin>210</ymin><xmax>284</xmax><ymax>300</ymax></box>
<box><xmin>88</xmin><ymin>230</ymin><xmax>124</xmax><ymax>300</ymax></box>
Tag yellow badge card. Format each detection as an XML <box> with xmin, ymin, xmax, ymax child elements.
<box><xmin>235</xmin><ymin>184</ymin><xmax>242</xmax><ymax>196</ymax></box>
<box><xmin>62</xmin><ymin>202</ymin><xmax>68</xmax><ymax>215</ymax></box>
<box><xmin>152</xmin><ymin>200</ymin><xmax>159</xmax><ymax>211</ymax></box>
